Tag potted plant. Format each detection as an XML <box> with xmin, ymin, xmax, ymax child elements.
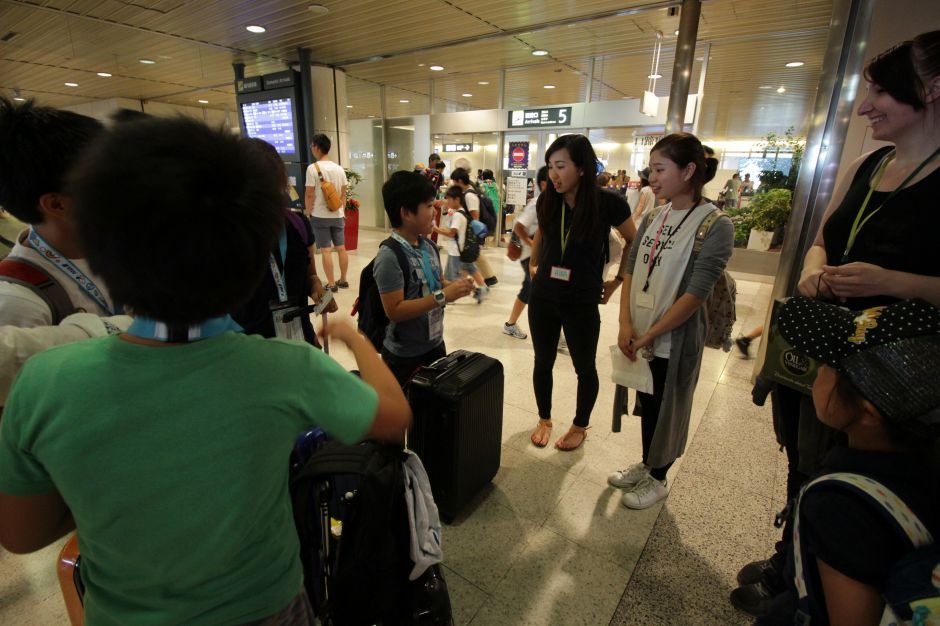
<box><xmin>746</xmin><ymin>188</ymin><xmax>792</xmax><ymax>251</ymax></box>
<box><xmin>343</xmin><ymin>168</ymin><xmax>363</xmax><ymax>251</ymax></box>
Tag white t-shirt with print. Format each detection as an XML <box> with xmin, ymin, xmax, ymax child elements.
<box><xmin>0</xmin><ymin>232</ymin><xmax>117</xmax><ymax>327</ymax></box>
<box><xmin>629</xmin><ymin>202</ymin><xmax>716</xmax><ymax>358</ymax></box>
<box><xmin>463</xmin><ymin>190</ymin><xmax>480</xmax><ymax>217</ymax></box>
<box><xmin>444</xmin><ymin>210</ymin><xmax>468</xmax><ymax>258</ymax></box>
<box><xmin>515</xmin><ymin>197</ymin><xmax>539</xmax><ymax>260</ymax></box>
<box><xmin>304</xmin><ymin>160</ymin><xmax>348</xmax><ymax>219</ymax></box>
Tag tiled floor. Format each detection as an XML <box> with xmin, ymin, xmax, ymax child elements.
<box><xmin>0</xmin><ymin>229</ymin><xmax>786</xmax><ymax>625</ymax></box>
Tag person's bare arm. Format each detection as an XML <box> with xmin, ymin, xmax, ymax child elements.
<box><xmin>379</xmin><ymin>280</ymin><xmax>473</xmax><ymax>323</ymax></box>
<box><xmin>340</xmin><ymin>184</ymin><xmax>348</xmax><ymax>212</ymax></box>
<box><xmin>513</xmin><ymin>222</ymin><xmax>534</xmax><ymax>247</ymax></box>
<box><xmin>601</xmin><ymin>218</ymin><xmax>639</xmax><ymax>304</ymax></box>
<box><xmin>304</xmin><ymin>186</ymin><xmax>315</xmax><ymax>216</ymax></box>
<box><xmin>817</xmin><ymin>558</ymin><xmax>885</xmax><ymax>626</ymax></box>
<box><xmin>529</xmin><ymin>229</ymin><xmax>541</xmax><ymax>277</ymax></box>
<box><xmin>0</xmin><ymin>491</ymin><xmax>74</xmax><ymax>553</ymax></box>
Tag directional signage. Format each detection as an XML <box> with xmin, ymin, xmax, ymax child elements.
<box><xmin>508</xmin><ymin>106</ymin><xmax>572</xmax><ymax>128</ymax></box>
<box><xmin>443</xmin><ymin>143</ymin><xmax>473</xmax><ymax>152</ymax></box>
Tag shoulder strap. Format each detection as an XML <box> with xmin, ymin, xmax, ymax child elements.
<box><xmin>692</xmin><ymin>209</ymin><xmax>725</xmax><ymax>256</ymax></box>
<box><xmin>381</xmin><ymin>237</ymin><xmax>411</xmax><ymax>293</ymax></box>
<box><xmin>313</xmin><ymin>162</ymin><xmax>325</xmax><ymax>182</ymax></box>
<box><xmin>0</xmin><ymin>233</ymin><xmax>15</xmax><ymax>250</ymax></box>
<box><xmin>0</xmin><ymin>257</ymin><xmax>75</xmax><ymax>324</ymax></box>
<box><xmin>792</xmin><ymin>472</ymin><xmax>933</xmax><ymax>608</ymax></box>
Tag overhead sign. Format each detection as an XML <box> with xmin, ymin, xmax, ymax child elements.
<box><xmin>262</xmin><ymin>71</ymin><xmax>296</xmax><ymax>89</ymax></box>
<box><xmin>235</xmin><ymin>76</ymin><xmax>262</xmax><ymax>93</ymax></box>
<box><xmin>443</xmin><ymin>143</ymin><xmax>473</xmax><ymax>152</ymax></box>
<box><xmin>509</xmin><ymin>141</ymin><xmax>529</xmax><ymax>169</ymax></box>
<box><xmin>508</xmin><ymin>106</ymin><xmax>572</xmax><ymax>128</ymax></box>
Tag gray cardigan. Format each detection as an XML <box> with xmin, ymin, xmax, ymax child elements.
<box><xmin>625</xmin><ymin>204</ymin><xmax>734</xmax><ymax>467</ymax></box>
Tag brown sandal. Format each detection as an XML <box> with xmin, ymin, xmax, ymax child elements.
<box><xmin>530</xmin><ymin>419</ymin><xmax>553</xmax><ymax>448</ymax></box>
<box><xmin>555</xmin><ymin>426</ymin><xmax>589</xmax><ymax>451</ymax></box>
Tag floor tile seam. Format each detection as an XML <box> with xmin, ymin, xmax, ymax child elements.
<box><xmin>540</xmin><ymin>512</ymin><xmax>647</xmax><ymax>576</ymax></box>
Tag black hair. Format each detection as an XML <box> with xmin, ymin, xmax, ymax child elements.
<box><xmin>382</xmin><ymin>170</ymin><xmax>436</xmax><ymax>228</ymax></box>
<box><xmin>537</xmin><ymin>134</ymin><xmax>600</xmax><ymax>252</ymax></box>
<box><xmin>640</xmin><ymin>177</ymin><xmax>651</xmax><ymax>188</ymax></box>
<box><xmin>435</xmin><ymin>161</ymin><xmax>446</xmax><ymax>171</ymax></box>
<box><xmin>428</xmin><ymin>153</ymin><xmax>441</xmax><ymax>163</ymax></box>
<box><xmin>597</xmin><ymin>172</ymin><xmax>612</xmax><ymax>187</ymax></box>
<box><xmin>481</xmin><ymin>169</ymin><xmax>495</xmax><ymax>181</ymax></box>
<box><xmin>244</xmin><ymin>138</ymin><xmax>288</xmax><ymax>192</ymax></box>
<box><xmin>0</xmin><ymin>97</ymin><xmax>104</xmax><ymax>223</ymax></box>
<box><xmin>311</xmin><ymin>133</ymin><xmax>332</xmax><ymax>154</ymax></box>
<box><xmin>650</xmin><ymin>133</ymin><xmax>709</xmax><ymax>203</ymax></box>
<box><xmin>70</xmin><ymin>117</ymin><xmax>283</xmax><ymax>325</ymax></box>
<box><xmin>444</xmin><ymin>184</ymin><xmax>468</xmax><ymax>210</ymax></box>
<box><xmin>450</xmin><ymin>168</ymin><xmax>471</xmax><ymax>185</ymax></box>
<box><xmin>536</xmin><ymin>165</ymin><xmax>549</xmax><ymax>186</ymax></box>
<box><xmin>110</xmin><ymin>108</ymin><xmax>151</xmax><ymax>124</ymax></box>
<box><xmin>865</xmin><ymin>30</ymin><xmax>940</xmax><ymax>111</ymax></box>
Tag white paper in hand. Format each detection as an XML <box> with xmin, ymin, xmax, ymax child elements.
<box><xmin>609</xmin><ymin>345</ymin><xmax>654</xmax><ymax>394</ymax></box>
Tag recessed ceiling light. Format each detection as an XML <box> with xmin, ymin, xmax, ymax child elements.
<box><xmin>417</xmin><ymin>63</ymin><xmax>425</xmax><ymax>67</ymax></box>
<box><xmin>12</xmin><ymin>90</ymin><xmax>25</xmax><ymax>101</ymax></box>
<box><xmin>543</xmin><ymin>84</ymin><xmax>555</xmax><ymax>89</ymax></box>
<box><xmin>648</xmin><ymin>73</ymin><xmax>662</xmax><ymax>79</ymax></box>
<box><xmin>198</xmin><ymin>99</ymin><xmax>209</xmax><ymax>104</ymax></box>
<box><xmin>777</xmin><ymin>86</ymin><xmax>787</xmax><ymax>93</ymax></box>
<box><xmin>346</xmin><ymin>104</ymin><xmax>353</xmax><ymax>108</ymax></box>
<box><xmin>64</xmin><ymin>82</ymin><xmax>79</xmax><ymax>87</ymax></box>
<box><xmin>246</xmin><ymin>25</ymin><xmax>266</xmax><ymax>33</ymax></box>
<box><xmin>399</xmin><ymin>99</ymin><xmax>410</xmax><ymax>103</ymax></box>
<box><xmin>532</xmin><ymin>49</ymin><xmax>548</xmax><ymax>56</ymax></box>
<box><xmin>97</xmin><ymin>72</ymin><xmax>112</xmax><ymax>77</ymax></box>
<box><xmin>139</xmin><ymin>58</ymin><xmax>156</xmax><ymax>64</ymax></box>
<box><xmin>462</xmin><ymin>93</ymin><xmax>472</xmax><ymax>97</ymax></box>
<box><xmin>429</xmin><ymin>65</ymin><xmax>444</xmax><ymax>71</ymax></box>
<box><xmin>674</xmin><ymin>29</ymin><xmax>680</xmax><ymax>35</ymax></box>
<box><xmin>759</xmin><ymin>85</ymin><xmax>773</xmax><ymax>89</ymax></box>
<box><xmin>307</xmin><ymin>4</ymin><xmax>329</xmax><ymax>15</ymax></box>
<box><xmin>785</xmin><ymin>61</ymin><xmax>805</xmax><ymax>68</ymax></box>
<box><xmin>368</xmin><ymin>115</ymin><xmax>375</xmax><ymax>118</ymax></box>
<box><xmin>478</xmin><ymin>81</ymin><xmax>489</xmax><ymax>85</ymax></box>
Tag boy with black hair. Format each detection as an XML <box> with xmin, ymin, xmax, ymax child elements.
<box><xmin>376</xmin><ymin>171</ymin><xmax>474</xmax><ymax>386</ymax></box>
<box><xmin>450</xmin><ymin>167</ymin><xmax>498</xmax><ymax>286</ymax></box>
<box><xmin>0</xmin><ymin>97</ymin><xmax>118</xmax><ymax>326</ymax></box>
<box><xmin>0</xmin><ymin>117</ymin><xmax>411</xmax><ymax>624</ymax></box>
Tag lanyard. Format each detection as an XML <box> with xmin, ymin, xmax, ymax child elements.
<box><xmin>268</xmin><ymin>229</ymin><xmax>289</xmax><ymax>303</ymax></box>
<box><xmin>127</xmin><ymin>315</ymin><xmax>243</xmax><ymax>343</ymax></box>
<box><xmin>841</xmin><ymin>146</ymin><xmax>940</xmax><ymax>263</ymax></box>
<box><xmin>643</xmin><ymin>204</ymin><xmax>697</xmax><ymax>292</ymax></box>
<box><xmin>27</xmin><ymin>228</ymin><xmax>115</xmax><ymax>314</ymax></box>
<box><xmin>560</xmin><ymin>203</ymin><xmax>573</xmax><ymax>258</ymax></box>
<box><xmin>391</xmin><ymin>232</ymin><xmax>441</xmax><ymax>292</ymax></box>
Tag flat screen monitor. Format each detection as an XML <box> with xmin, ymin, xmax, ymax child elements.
<box><xmin>240</xmin><ymin>97</ymin><xmax>297</xmax><ymax>156</ymax></box>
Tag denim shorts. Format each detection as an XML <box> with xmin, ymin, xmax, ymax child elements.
<box><xmin>310</xmin><ymin>216</ymin><xmax>345</xmax><ymax>248</ymax></box>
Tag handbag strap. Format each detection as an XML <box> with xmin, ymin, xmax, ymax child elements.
<box><xmin>313</xmin><ymin>161</ymin><xmax>326</xmax><ymax>182</ymax></box>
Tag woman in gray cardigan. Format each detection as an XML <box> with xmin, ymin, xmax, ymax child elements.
<box><xmin>611</xmin><ymin>133</ymin><xmax>733</xmax><ymax>510</ymax></box>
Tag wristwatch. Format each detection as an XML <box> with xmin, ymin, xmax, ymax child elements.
<box><xmin>432</xmin><ymin>289</ymin><xmax>446</xmax><ymax>308</ymax></box>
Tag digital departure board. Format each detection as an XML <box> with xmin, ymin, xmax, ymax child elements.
<box><xmin>240</xmin><ymin>97</ymin><xmax>297</xmax><ymax>155</ymax></box>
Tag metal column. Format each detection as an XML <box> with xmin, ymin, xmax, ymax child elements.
<box><xmin>298</xmin><ymin>47</ymin><xmax>315</xmax><ymax>151</ymax></box>
<box><xmin>665</xmin><ymin>0</ymin><xmax>701</xmax><ymax>134</ymax></box>
<box><xmin>380</xmin><ymin>85</ymin><xmax>390</xmax><ymax>230</ymax></box>
<box><xmin>691</xmin><ymin>42</ymin><xmax>710</xmax><ymax>136</ymax></box>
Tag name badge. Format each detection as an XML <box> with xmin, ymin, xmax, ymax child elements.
<box><xmin>550</xmin><ymin>266</ymin><xmax>572</xmax><ymax>282</ymax></box>
<box><xmin>428</xmin><ymin>306</ymin><xmax>444</xmax><ymax>342</ymax></box>
<box><xmin>271</xmin><ymin>301</ymin><xmax>306</xmax><ymax>342</ymax></box>
<box><xmin>636</xmin><ymin>291</ymin><xmax>655</xmax><ymax>309</ymax></box>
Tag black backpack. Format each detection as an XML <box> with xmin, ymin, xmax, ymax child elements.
<box><xmin>468</xmin><ymin>191</ymin><xmax>497</xmax><ymax>234</ymax></box>
<box><xmin>456</xmin><ymin>209</ymin><xmax>482</xmax><ymax>263</ymax></box>
<box><xmin>291</xmin><ymin>439</ymin><xmax>452</xmax><ymax>625</ymax></box>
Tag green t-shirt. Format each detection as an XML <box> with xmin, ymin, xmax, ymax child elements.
<box><xmin>0</xmin><ymin>333</ymin><xmax>378</xmax><ymax>625</ymax></box>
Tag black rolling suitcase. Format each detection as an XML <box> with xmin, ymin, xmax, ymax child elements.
<box><xmin>408</xmin><ymin>350</ymin><xmax>504</xmax><ymax>523</ymax></box>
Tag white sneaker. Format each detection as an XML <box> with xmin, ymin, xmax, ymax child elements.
<box><xmin>503</xmin><ymin>323</ymin><xmax>527</xmax><ymax>339</ymax></box>
<box><xmin>607</xmin><ymin>463</ymin><xmax>649</xmax><ymax>489</ymax></box>
<box><xmin>621</xmin><ymin>476</ymin><xmax>668</xmax><ymax>510</ymax></box>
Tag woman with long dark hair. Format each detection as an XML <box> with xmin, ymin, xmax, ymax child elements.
<box><xmin>528</xmin><ymin>134</ymin><xmax>636</xmax><ymax>451</ymax></box>
<box><xmin>612</xmin><ymin>132</ymin><xmax>733</xmax><ymax>509</ymax></box>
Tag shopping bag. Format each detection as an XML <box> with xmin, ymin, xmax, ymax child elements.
<box><xmin>609</xmin><ymin>345</ymin><xmax>654</xmax><ymax>394</ymax></box>
<box><xmin>760</xmin><ymin>297</ymin><xmax>820</xmax><ymax>395</ymax></box>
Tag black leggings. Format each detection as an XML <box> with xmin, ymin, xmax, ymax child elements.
<box><xmin>528</xmin><ymin>294</ymin><xmax>601</xmax><ymax>428</ymax></box>
<box><xmin>638</xmin><ymin>357</ymin><xmax>673</xmax><ymax>481</ymax></box>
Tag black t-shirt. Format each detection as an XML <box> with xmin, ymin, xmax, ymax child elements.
<box><xmin>823</xmin><ymin>146</ymin><xmax>940</xmax><ymax>310</ymax></box>
<box><xmin>233</xmin><ymin>213</ymin><xmax>318</xmax><ymax>346</ymax></box>
<box><xmin>794</xmin><ymin>446</ymin><xmax>940</xmax><ymax>624</ymax></box>
<box><xmin>531</xmin><ymin>188</ymin><xmax>630</xmax><ymax>303</ymax></box>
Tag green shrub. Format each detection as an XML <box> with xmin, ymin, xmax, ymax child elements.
<box><xmin>749</xmin><ymin>188</ymin><xmax>792</xmax><ymax>231</ymax></box>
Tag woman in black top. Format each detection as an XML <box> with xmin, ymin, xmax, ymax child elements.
<box><xmin>528</xmin><ymin>134</ymin><xmax>635</xmax><ymax>450</ymax></box>
<box><xmin>798</xmin><ymin>30</ymin><xmax>940</xmax><ymax>309</ymax></box>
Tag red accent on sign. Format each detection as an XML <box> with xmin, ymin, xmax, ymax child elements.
<box><xmin>511</xmin><ymin>147</ymin><xmax>526</xmax><ymax>162</ymax></box>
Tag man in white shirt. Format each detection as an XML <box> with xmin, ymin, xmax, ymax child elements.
<box><xmin>304</xmin><ymin>134</ymin><xmax>349</xmax><ymax>292</ymax></box>
<box><xmin>450</xmin><ymin>168</ymin><xmax>497</xmax><ymax>285</ymax></box>
<box><xmin>503</xmin><ymin>166</ymin><xmax>548</xmax><ymax>339</ymax></box>
<box><xmin>0</xmin><ymin>97</ymin><xmax>118</xmax><ymax>327</ymax></box>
